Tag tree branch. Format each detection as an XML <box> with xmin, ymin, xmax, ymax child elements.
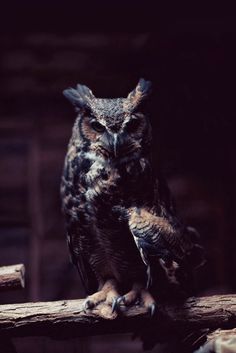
<box><xmin>194</xmin><ymin>328</ymin><xmax>236</xmax><ymax>353</ymax></box>
<box><xmin>0</xmin><ymin>264</ymin><xmax>25</xmax><ymax>291</ymax></box>
<box><xmin>0</xmin><ymin>295</ymin><xmax>236</xmax><ymax>338</ymax></box>
<box><xmin>207</xmin><ymin>328</ymin><xmax>236</xmax><ymax>341</ymax></box>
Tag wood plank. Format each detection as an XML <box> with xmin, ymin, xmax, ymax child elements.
<box><xmin>0</xmin><ymin>264</ymin><xmax>25</xmax><ymax>291</ymax></box>
<box><xmin>0</xmin><ymin>295</ymin><xmax>235</xmax><ymax>338</ymax></box>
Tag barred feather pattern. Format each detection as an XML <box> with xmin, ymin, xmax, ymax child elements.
<box><xmin>61</xmin><ymin>79</ymin><xmax>204</xmax><ymax>297</ymax></box>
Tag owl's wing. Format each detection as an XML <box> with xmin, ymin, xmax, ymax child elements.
<box><xmin>128</xmin><ymin>207</ymin><xmax>185</xmax><ymax>260</ymax></box>
<box><xmin>127</xmin><ymin>207</ymin><xmax>205</xmax><ymax>289</ymax></box>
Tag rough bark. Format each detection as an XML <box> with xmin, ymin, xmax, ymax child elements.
<box><xmin>0</xmin><ymin>264</ymin><xmax>25</xmax><ymax>291</ymax></box>
<box><xmin>207</xmin><ymin>328</ymin><xmax>236</xmax><ymax>340</ymax></box>
<box><xmin>194</xmin><ymin>328</ymin><xmax>236</xmax><ymax>353</ymax></box>
<box><xmin>0</xmin><ymin>295</ymin><xmax>235</xmax><ymax>338</ymax></box>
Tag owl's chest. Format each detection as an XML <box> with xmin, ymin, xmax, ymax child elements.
<box><xmin>78</xmin><ymin>155</ymin><xmax>151</xmax><ymax>204</ymax></box>
<box><xmin>90</xmin><ymin>220</ymin><xmax>146</xmax><ymax>284</ymax></box>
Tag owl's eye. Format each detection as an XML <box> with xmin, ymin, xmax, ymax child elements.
<box><xmin>126</xmin><ymin>118</ymin><xmax>140</xmax><ymax>133</ymax></box>
<box><xmin>91</xmin><ymin>120</ymin><xmax>106</xmax><ymax>133</ymax></box>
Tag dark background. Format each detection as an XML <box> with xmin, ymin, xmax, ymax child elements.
<box><xmin>0</xmin><ymin>2</ymin><xmax>236</xmax><ymax>352</ymax></box>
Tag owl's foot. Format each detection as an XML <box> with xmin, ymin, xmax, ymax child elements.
<box><xmin>116</xmin><ymin>283</ymin><xmax>157</xmax><ymax>316</ymax></box>
<box><xmin>83</xmin><ymin>279</ymin><xmax>120</xmax><ymax>318</ymax></box>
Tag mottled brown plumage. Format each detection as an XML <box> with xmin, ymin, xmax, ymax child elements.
<box><xmin>61</xmin><ymin>78</ymin><xmax>204</xmax><ymax>317</ymax></box>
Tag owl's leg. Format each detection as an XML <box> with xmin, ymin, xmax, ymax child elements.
<box><xmin>83</xmin><ymin>279</ymin><xmax>120</xmax><ymax>313</ymax></box>
<box><xmin>116</xmin><ymin>283</ymin><xmax>157</xmax><ymax>316</ymax></box>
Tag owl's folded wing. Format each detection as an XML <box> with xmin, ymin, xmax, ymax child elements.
<box><xmin>127</xmin><ymin>207</ymin><xmax>205</xmax><ymax>288</ymax></box>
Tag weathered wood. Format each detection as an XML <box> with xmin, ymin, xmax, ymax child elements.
<box><xmin>0</xmin><ymin>295</ymin><xmax>236</xmax><ymax>338</ymax></box>
<box><xmin>207</xmin><ymin>328</ymin><xmax>236</xmax><ymax>341</ymax></box>
<box><xmin>195</xmin><ymin>328</ymin><xmax>236</xmax><ymax>353</ymax></box>
<box><xmin>0</xmin><ymin>264</ymin><xmax>25</xmax><ymax>291</ymax></box>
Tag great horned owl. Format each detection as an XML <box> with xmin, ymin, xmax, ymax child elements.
<box><xmin>61</xmin><ymin>79</ymin><xmax>204</xmax><ymax>317</ymax></box>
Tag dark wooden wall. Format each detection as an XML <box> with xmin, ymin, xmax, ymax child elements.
<box><xmin>0</xmin><ymin>9</ymin><xmax>236</xmax><ymax>352</ymax></box>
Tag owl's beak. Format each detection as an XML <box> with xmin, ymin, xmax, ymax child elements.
<box><xmin>99</xmin><ymin>132</ymin><xmax>119</xmax><ymax>158</ymax></box>
<box><xmin>112</xmin><ymin>133</ymin><xmax>126</xmax><ymax>158</ymax></box>
<box><xmin>99</xmin><ymin>132</ymin><xmax>127</xmax><ymax>158</ymax></box>
<box><xmin>112</xmin><ymin>132</ymin><xmax>131</xmax><ymax>158</ymax></box>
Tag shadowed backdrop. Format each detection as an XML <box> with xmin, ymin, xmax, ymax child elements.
<box><xmin>0</xmin><ymin>4</ymin><xmax>236</xmax><ymax>352</ymax></box>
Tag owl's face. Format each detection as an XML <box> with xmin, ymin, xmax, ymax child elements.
<box><xmin>64</xmin><ymin>79</ymin><xmax>152</xmax><ymax>160</ymax></box>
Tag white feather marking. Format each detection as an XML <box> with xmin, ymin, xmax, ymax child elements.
<box><xmin>113</xmin><ymin>133</ymin><xmax>118</xmax><ymax>157</ymax></box>
<box><xmin>84</xmin><ymin>151</ymin><xmax>105</xmax><ymax>164</ymax></box>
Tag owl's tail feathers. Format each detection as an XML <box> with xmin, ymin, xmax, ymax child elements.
<box><xmin>187</xmin><ymin>243</ymin><xmax>206</xmax><ymax>270</ymax></box>
<box><xmin>184</xmin><ymin>226</ymin><xmax>206</xmax><ymax>270</ymax></box>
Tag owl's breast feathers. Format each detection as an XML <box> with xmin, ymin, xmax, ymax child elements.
<box><xmin>62</xmin><ymin>139</ymin><xmax>204</xmax><ymax>296</ymax></box>
<box><xmin>62</xmin><ymin>141</ymin><xmax>153</xmax><ymax>205</ymax></box>
<box><xmin>61</xmin><ymin>146</ymin><xmax>156</xmax><ymax>291</ymax></box>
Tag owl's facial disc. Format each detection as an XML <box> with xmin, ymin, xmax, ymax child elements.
<box><xmin>92</xmin><ymin>114</ymin><xmax>145</xmax><ymax>159</ymax></box>
<box><xmin>90</xmin><ymin>119</ymin><xmax>106</xmax><ymax>133</ymax></box>
<box><xmin>98</xmin><ymin>130</ymin><xmax>136</xmax><ymax>159</ymax></box>
<box><xmin>64</xmin><ymin>79</ymin><xmax>152</xmax><ymax>158</ymax></box>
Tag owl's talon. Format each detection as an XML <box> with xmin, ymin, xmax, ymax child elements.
<box><xmin>117</xmin><ymin>295</ymin><xmax>126</xmax><ymax>306</ymax></box>
<box><xmin>111</xmin><ymin>297</ymin><xmax>120</xmax><ymax>313</ymax></box>
<box><xmin>148</xmin><ymin>302</ymin><xmax>157</xmax><ymax>317</ymax></box>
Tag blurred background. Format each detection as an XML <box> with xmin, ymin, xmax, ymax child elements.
<box><xmin>0</xmin><ymin>2</ymin><xmax>236</xmax><ymax>352</ymax></box>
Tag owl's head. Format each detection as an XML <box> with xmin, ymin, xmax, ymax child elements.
<box><xmin>63</xmin><ymin>78</ymin><xmax>152</xmax><ymax>160</ymax></box>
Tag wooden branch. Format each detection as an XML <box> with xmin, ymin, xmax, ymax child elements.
<box><xmin>0</xmin><ymin>295</ymin><xmax>236</xmax><ymax>338</ymax></box>
<box><xmin>0</xmin><ymin>264</ymin><xmax>25</xmax><ymax>291</ymax></box>
<box><xmin>207</xmin><ymin>328</ymin><xmax>236</xmax><ymax>341</ymax></box>
<box><xmin>195</xmin><ymin>328</ymin><xmax>236</xmax><ymax>353</ymax></box>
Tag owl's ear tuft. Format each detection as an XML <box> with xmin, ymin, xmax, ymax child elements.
<box><xmin>127</xmin><ymin>78</ymin><xmax>152</xmax><ymax>110</ymax></box>
<box><xmin>76</xmin><ymin>84</ymin><xmax>95</xmax><ymax>102</ymax></box>
<box><xmin>63</xmin><ymin>88</ymin><xmax>83</xmax><ymax>108</ymax></box>
<box><xmin>63</xmin><ymin>84</ymin><xmax>95</xmax><ymax>110</ymax></box>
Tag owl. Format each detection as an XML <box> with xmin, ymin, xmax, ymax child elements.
<box><xmin>61</xmin><ymin>79</ymin><xmax>204</xmax><ymax>317</ymax></box>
